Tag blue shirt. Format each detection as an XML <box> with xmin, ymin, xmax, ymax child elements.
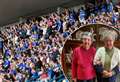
<box><xmin>0</xmin><ymin>37</ymin><xmax>3</xmax><ymax>49</ymax></box>
<box><xmin>30</xmin><ymin>71</ymin><xmax>39</xmax><ymax>80</ymax></box>
<box><xmin>107</xmin><ymin>3</ymin><xmax>113</xmax><ymax>12</ymax></box>
<box><xmin>101</xmin><ymin>5</ymin><xmax>107</xmax><ymax>12</ymax></box>
<box><xmin>3</xmin><ymin>60</ymin><xmax>10</xmax><ymax>68</ymax></box>
<box><xmin>16</xmin><ymin>47</ymin><xmax>21</xmax><ymax>52</ymax></box>
<box><xmin>47</xmin><ymin>68</ymin><xmax>55</xmax><ymax>79</ymax></box>
<box><xmin>32</xmin><ymin>34</ymin><xmax>39</xmax><ymax>39</ymax></box>
<box><xmin>23</xmin><ymin>41</ymin><xmax>29</xmax><ymax>49</ymax></box>
<box><xmin>69</xmin><ymin>14</ymin><xmax>75</xmax><ymax>25</ymax></box>
<box><xmin>56</xmin><ymin>19</ymin><xmax>63</xmax><ymax>32</ymax></box>
<box><xmin>5</xmin><ymin>49</ymin><xmax>11</xmax><ymax>57</ymax></box>
<box><xmin>112</xmin><ymin>14</ymin><xmax>118</xmax><ymax>24</ymax></box>
<box><xmin>31</xmin><ymin>24</ymin><xmax>38</xmax><ymax>32</ymax></box>
<box><xmin>18</xmin><ymin>63</ymin><xmax>27</xmax><ymax>71</ymax></box>
<box><xmin>32</xmin><ymin>41</ymin><xmax>39</xmax><ymax>47</ymax></box>
<box><xmin>63</xmin><ymin>32</ymin><xmax>70</xmax><ymax>38</ymax></box>
<box><xmin>15</xmin><ymin>53</ymin><xmax>21</xmax><ymax>59</ymax></box>
<box><xmin>79</xmin><ymin>10</ymin><xmax>86</xmax><ymax>19</ymax></box>
<box><xmin>10</xmin><ymin>69</ymin><xmax>17</xmax><ymax>75</ymax></box>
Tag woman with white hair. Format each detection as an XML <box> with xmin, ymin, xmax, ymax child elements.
<box><xmin>94</xmin><ymin>31</ymin><xmax>120</xmax><ymax>82</ymax></box>
<box><xmin>72</xmin><ymin>32</ymin><xmax>96</xmax><ymax>82</ymax></box>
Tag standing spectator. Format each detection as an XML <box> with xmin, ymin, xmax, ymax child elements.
<box><xmin>79</xmin><ymin>7</ymin><xmax>86</xmax><ymax>25</ymax></box>
<box><xmin>0</xmin><ymin>36</ymin><xmax>4</xmax><ymax>55</ymax></box>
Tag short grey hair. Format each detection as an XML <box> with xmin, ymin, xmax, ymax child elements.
<box><xmin>101</xmin><ymin>30</ymin><xmax>118</xmax><ymax>41</ymax></box>
<box><xmin>81</xmin><ymin>32</ymin><xmax>93</xmax><ymax>39</ymax></box>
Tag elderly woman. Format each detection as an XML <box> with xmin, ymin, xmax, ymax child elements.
<box><xmin>94</xmin><ymin>31</ymin><xmax>120</xmax><ymax>82</ymax></box>
<box><xmin>72</xmin><ymin>32</ymin><xmax>96</xmax><ymax>82</ymax></box>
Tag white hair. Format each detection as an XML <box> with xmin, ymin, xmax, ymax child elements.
<box><xmin>101</xmin><ymin>30</ymin><xmax>118</xmax><ymax>41</ymax></box>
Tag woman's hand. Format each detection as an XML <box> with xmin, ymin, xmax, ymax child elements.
<box><xmin>107</xmin><ymin>71</ymin><xmax>113</xmax><ymax>77</ymax></box>
<box><xmin>102</xmin><ymin>70</ymin><xmax>109</xmax><ymax>77</ymax></box>
<box><xmin>73</xmin><ymin>78</ymin><xmax>77</xmax><ymax>82</ymax></box>
<box><xmin>102</xmin><ymin>70</ymin><xmax>113</xmax><ymax>77</ymax></box>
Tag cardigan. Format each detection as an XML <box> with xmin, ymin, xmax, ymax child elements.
<box><xmin>72</xmin><ymin>47</ymin><xmax>96</xmax><ymax>80</ymax></box>
<box><xmin>94</xmin><ymin>47</ymin><xmax>120</xmax><ymax>71</ymax></box>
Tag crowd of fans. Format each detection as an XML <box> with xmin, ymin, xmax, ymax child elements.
<box><xmin>0</xmin><ymin>1</ymin><xmax>119</xmax><ymax>82</ymax></box>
